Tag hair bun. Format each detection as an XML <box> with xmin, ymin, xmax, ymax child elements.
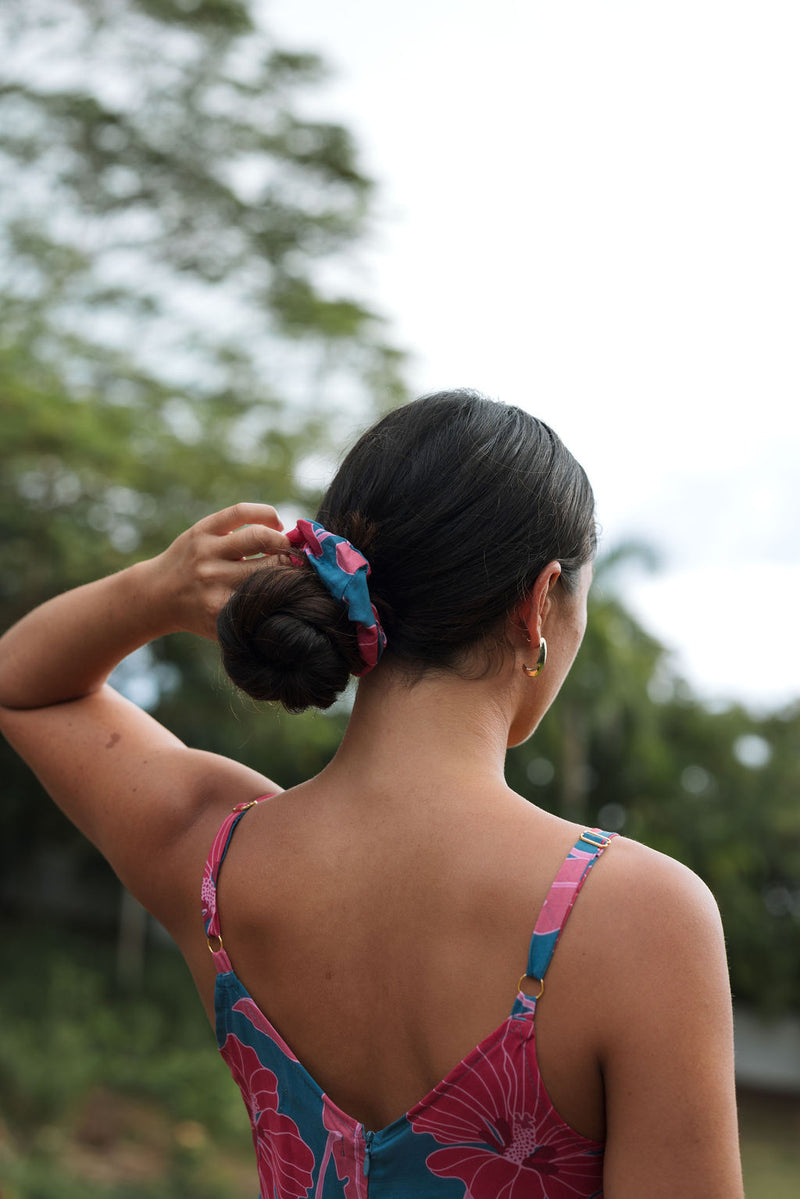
<box><xmin>217</xmin><ymin>562</ymin><xmax>363</xmax><ymax>712</ymax></box>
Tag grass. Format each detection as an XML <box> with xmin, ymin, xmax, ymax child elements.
<box><xmin>2</xmin><ymin>920</ymin><xmax>799</xmax><ymax>1196</ymax></box>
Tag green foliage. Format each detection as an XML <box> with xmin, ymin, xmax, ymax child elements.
<box><xmin>132</xmin><ymin>0</ymin><xmax>255</xmax><ymax>35</ymax></box>
<box><xmin>0</xmin><ymin>0</ymin><xmax>406</xmax><ymax>422</ymax></box>
<box><xmin>0</xmin><ymin>0</ymin><xmax>407</xmax><ymax>616</ymax></box>
<box><xmin>0</xmin><ymin>923</ymin><xmax>244</xmax><ymax>1134</ymax></box>
<box><xmin>0</xmin><ymin>929</ymin><xmax>255</xmax><ymax>1197</ymax></box>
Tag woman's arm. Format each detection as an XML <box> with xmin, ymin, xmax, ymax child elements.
<box><xmin>597</xmin><ymin>840</ymin><xmax>744</xmax><ymax>1198</ymax></box>
<box><xmin>0</xmin><ymin>504</ymin><xmax>289</xmax><ymax>922</ymax></box>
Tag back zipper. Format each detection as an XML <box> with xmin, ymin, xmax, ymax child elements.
<box><xmin>363</xmin><ymin>1129</ymin><xmax>375</xmax><ymax>1178</ymax></box>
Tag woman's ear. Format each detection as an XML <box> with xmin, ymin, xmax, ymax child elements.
<box><xmin>514</xmin><ymin>561</ymin><xmax>562</xmax><ymax>646</ymax></box>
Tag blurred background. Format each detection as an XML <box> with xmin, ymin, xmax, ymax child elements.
<box><xmin>1</xmin><ymin>1</ymin><xmax>798</xmax><ymax>1195</ymax></box>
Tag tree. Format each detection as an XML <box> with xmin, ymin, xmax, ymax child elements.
<box><xmin>0</xmin><ymin>0</ymin><xmax>405</xmax><ymax>427</ymax></box>
<box><xmin>0</xmin><ymin>0</ymin><xmax>408</xmax><ymax>609</ymax></box>
<box><xmin>0</xmin><ymin>0</ymin><xmax>406</xmax><ymax>908</ymax></box>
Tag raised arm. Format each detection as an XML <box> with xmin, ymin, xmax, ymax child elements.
<box><xmin>0</xmin><ymin>504</ymin><xmax>289</xmax><ymax>922</ymax></box>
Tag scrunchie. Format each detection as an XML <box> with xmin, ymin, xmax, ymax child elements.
<box><xmin>286</xmin><ymin>519</ymin><xmax>387</xmax><ymax>674</ymax></box>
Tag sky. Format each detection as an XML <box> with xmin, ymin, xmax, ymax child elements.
<box><xmin>266</xmin><ymin>0</ymin><xmax>799</xmax><ymax>712</ymax></box>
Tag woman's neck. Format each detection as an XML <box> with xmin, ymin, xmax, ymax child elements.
<box><xmin>320</xmin><ymin>660</ymin><xmax>518</xmax><ymax>804</ymax></box>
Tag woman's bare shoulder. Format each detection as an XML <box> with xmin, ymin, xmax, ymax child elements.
<box><xmin>519</xmin><ymin>807</ymin><xmax>721</xmax><ymax>930</ymax></box>
<box><xmin>577</xmin><ymin>833</ymin><xmax>731</xmax><ymax>1056</ymax></box>
<box><xmin>590</xmin><ymin>833</ymin><xmax>723</xmax><ymax>939</ymax></box>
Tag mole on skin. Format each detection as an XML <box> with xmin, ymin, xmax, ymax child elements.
<box><xmin>105</xmin><ymin>731</ymin><xmax>121</xmax><ymax>749</ymax></box>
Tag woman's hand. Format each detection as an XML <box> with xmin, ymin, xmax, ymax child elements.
<box><xmin>145</xmin><ymin>503</ymin><xmax>290</xmax><ymax>640</ymax></box>
<box><xmin>0</xmin><ymin>502</ymin><xmax>291</xmax><ymax>710</ymax></box>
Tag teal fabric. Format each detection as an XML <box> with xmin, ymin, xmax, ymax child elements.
<box><xmin>286</xmin><ymin>519</ymin><xmax>386</xmax><ymax>674</ymax></box>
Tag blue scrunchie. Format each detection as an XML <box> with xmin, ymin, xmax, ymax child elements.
<box><xmin>286</xmin><ymin>519</ymin><xmax>387</xmax><ymax>674</ymax></box>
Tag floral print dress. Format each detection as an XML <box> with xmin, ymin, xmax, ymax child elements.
<box><xmin>202</xmin><ymin>802</ymin><xmax>615</xmax><ymax>1199</ymax></box>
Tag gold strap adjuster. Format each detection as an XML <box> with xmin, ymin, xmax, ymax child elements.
<box><xmin>579</xmin><ymin>829</ymin><xmax>613</xmax><ymax>850</ymax></box>
<box><xmin>207</xmin><ymin>934</ymin><xmax>224</xmax><ymax>955</ymax></box>
<box><xmin>517</xmin><ymin>974</ymin><xmax>545</xmax><ymax>1000</ymax></box>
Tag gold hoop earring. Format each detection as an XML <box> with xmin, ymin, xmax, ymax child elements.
<box><xmin>522</xmin><ymin>637</ymin><xmax>547</xmax><ymax>678</ymax></box>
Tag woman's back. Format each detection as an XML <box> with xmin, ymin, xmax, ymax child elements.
<box><xmin>207</xmin><ymin>776</ymin><xmax>607</xmax><ymax>1134</ymax></box>
<box><xmin>199</xmin><ymin>781</ymin><xmax>619</xmax><ymax>1196</ymax></box>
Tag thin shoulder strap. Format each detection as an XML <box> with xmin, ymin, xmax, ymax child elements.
<box><xmin>524</xmin><ymin>828</ymin><xmax>617</xmax><ymax>988</ymax></box>
<box><xmin>201</xmin><ymin>797</ymin><xmax>272</xmax><ymax>974</ymax></box>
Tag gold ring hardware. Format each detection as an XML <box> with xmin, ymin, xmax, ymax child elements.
<box><xmin>517</xmin><ymin>974</ymin><xmax>545</xmax><ymax>1000</ymax></box>
<box><xmin>207</xmin><ymin>934</ymin><xmax>224</xmax><ymax>955</ymax></box>
<box><xmin>579</xmin><ymin>830</ymin><xmax>612</xmax><ymax>849</ymax></box>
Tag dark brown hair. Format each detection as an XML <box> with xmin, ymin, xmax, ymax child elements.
<box><xmin>218</xmin><ymin>390</ymin><xmax>595</xmax><ymax>711</ymax></box>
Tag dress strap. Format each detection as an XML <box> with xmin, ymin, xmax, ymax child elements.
<box><xmin>523</xmin><ymin>828</ymin><xmax>617</xmax><ymax>990</ymax></box>
<box><xmin>201</xmin><ymin>796</ymin><xmax>272</xmax><ymax>973</ymax></box>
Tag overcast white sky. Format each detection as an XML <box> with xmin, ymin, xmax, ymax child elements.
<box><xmin>266</xmin><ymin>0</ymin><xmax>799</xmax><ymax>712</ymax></box>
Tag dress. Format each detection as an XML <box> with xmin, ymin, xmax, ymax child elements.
<box><xmin>202</xmin><ymin>800</ymin><xmax>616</xmax><ymax>1199</ymax></box>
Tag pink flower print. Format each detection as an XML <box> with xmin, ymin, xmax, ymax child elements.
<box><xmin>409</xmin><ymin>1021</ymin><xmax>602</xmax><ymax>1199</ymax></box>
<box><xmin>200</xmin><ymin>864</ymin><xmax>216</xmax><ymax>922</ymax></box>
<box><xmin>421</xmin><ymin>1136</ymin><xmax>581</xmax><ymax>1199</ymax></box>
<box><xmin>222</xmin><ymin>1033</ymin><xmax>315</xmax><ymax>1199</ymax></box>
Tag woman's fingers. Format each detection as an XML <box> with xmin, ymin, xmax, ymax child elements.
<box><xmin>201</xmin><ymin>502</ymin><xmax>285</xmax><ymax>538</ymax></box>
<box><xmin>196</xmin><ymin>503</ymin><xmax>291</xmax><ymax>561</ymax></box>
<box><xmin>221</xmin><ymin>521</ymin><xmax>291</xmax><ymax>561</ymax></box>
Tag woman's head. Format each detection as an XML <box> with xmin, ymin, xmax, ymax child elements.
<box><xmin>218</xmin><ymin>390</ymin><xmax>596</xmax><ymax>711</ymax></box>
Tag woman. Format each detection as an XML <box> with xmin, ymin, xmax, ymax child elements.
<box><xmin>0</xmin><ymin>391</ymin><xmax>742</xmax><ymax>1197</ymax></box>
